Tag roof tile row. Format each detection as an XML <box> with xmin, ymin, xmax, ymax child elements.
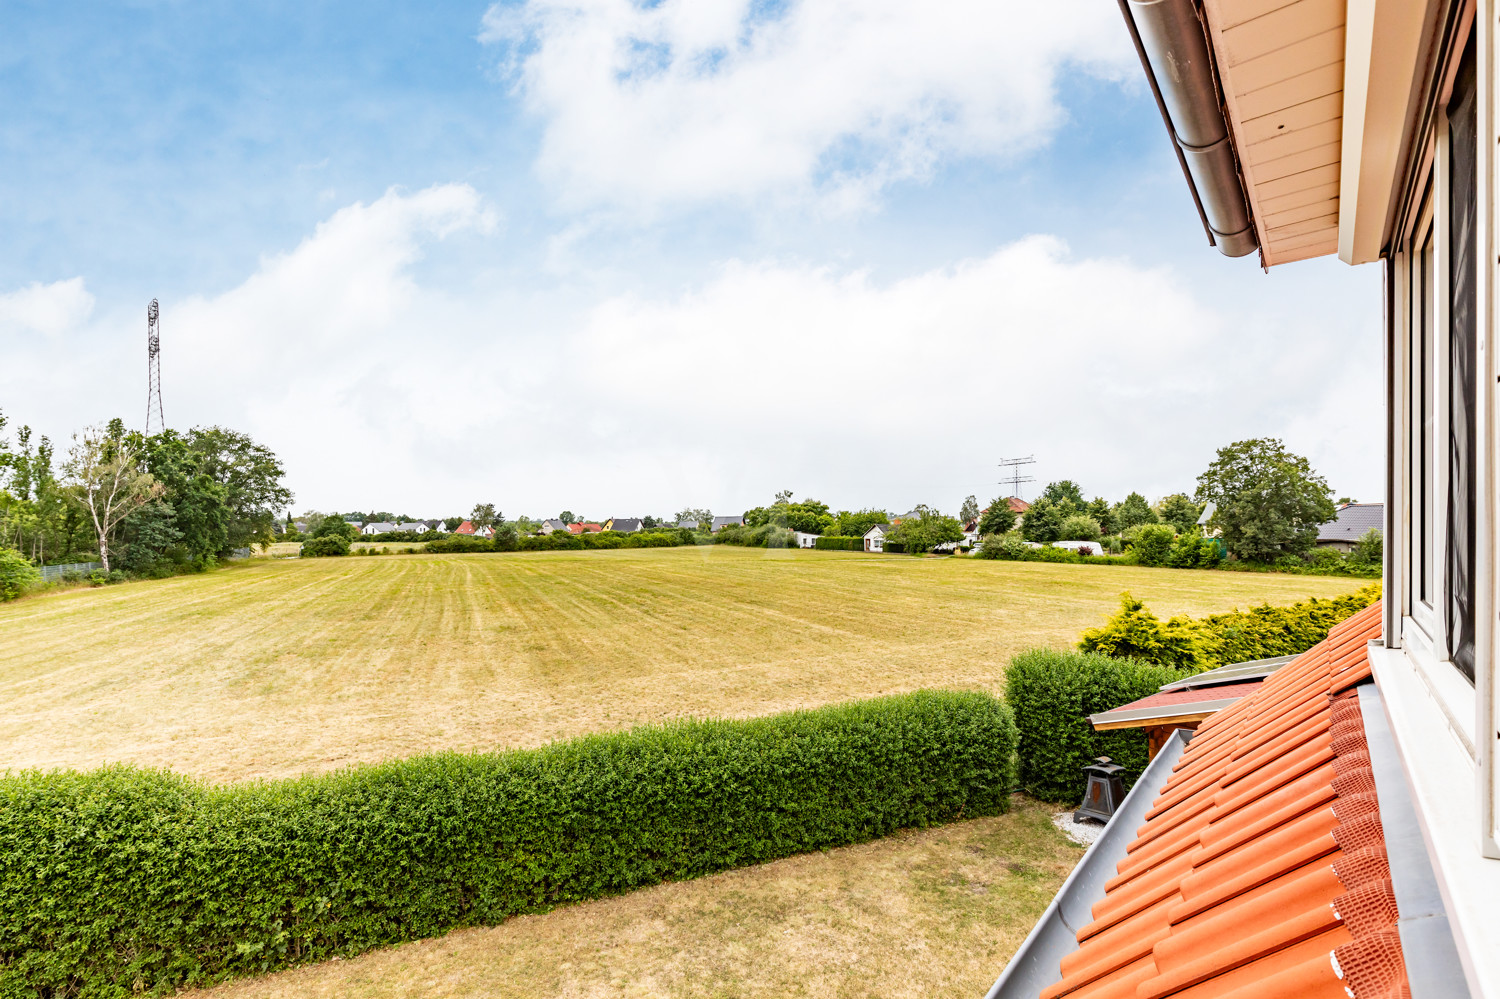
<box><xmin>1041</xmin><ymin>602</ymin><xmax>1408</xmax><ymax>999</ymax></box>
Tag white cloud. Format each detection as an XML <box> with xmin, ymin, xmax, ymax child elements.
<box><xmin>0</xmin><ymin>277</ymin><xmax>94</xmax><ymax>336</ymax></box>
<box><xmin>3</xmin><ymin>188</ymin><xmax>1380</xmax><ymax>518</ymax></box>
<box><xmin>481</xmin><ymin>0</ymin><xmax>1133</xmax><ymax>211</ymax></box>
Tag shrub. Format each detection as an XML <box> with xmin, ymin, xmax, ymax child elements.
<box><xmin>1005</xmin><ymin>649</ymin><xmax>1183</xmax><ymax>801</ymax></box>
<box><xmin>1078</xmin><ymin>593</ymin><xmax>1211</xmax><ymax>670</ymax></box>
<box><xmin>300</xmin><ymin>535</ymin><xmax>350</xmax><ymax>558</ymax></box>
<box><xmin>1078</xmin><ymin>584</ymin><xmax>1381</xmax><ymax>671</ymax></box>
<box><xmin>1130</xmin><ymin>524</ymin><xmax>1176</xmax><ymax>566</ymax></box>
<box><xmin>976</xmin><ymin>534</ymin><xmax>1028</xmax><ymax>560</ymax></box>
<box><xmin>1164</xmin><ymin>531</ymin><xmax>1221</xmax><ymax>569</ymax></box>
<box><xmin>1349</xmin><ymin>528</ymin><xmax>1383</xmax><ymax>567</ymax></box>
<box><xmin>425</xmin><ymin>534</ymin><xmax>494</xmax><ymax>554</ymax></box>
<box><xmin>813</xmin><ymin>536</ymin><xmax>864</xmax><ymax>551</ymax></box>
<box><xmin>0</xmin><ymin>547</ymin><xmax>40</xmax><ymax>601</ymax></box>
<box><xmin>0</xmin><ymin>691</ymin><xmax>1016</xmax><ymax>997</ymax></box>
<box><xmin>1059</xmin><ymin>515</ymin><xmax>1101</xmax><ymax>542</ymax></box>
<box><xmin>1074</xmin><ymin>544</ymin><xmax>1095</xmax><ymax>557</ymax></box>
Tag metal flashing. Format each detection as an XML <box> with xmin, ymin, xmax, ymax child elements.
<box><xmin>1088</xmin><ymin>697</ymin><xmax>1242</xmax><ymax>729</ymax></box>
<box><xmin>984</xmin><ymin>729</ymin><xmax>1193</xmax><ymax>999</ymax></box>
<box><xmin>1155</xmin><ymin>654</ymin><xmax>1298</xmax><ymax>692</ymax></box>
<box><xmin>1356</xmin><ymin>683</ymin><xmax>1472</xmax><ymax>998</ymax></box>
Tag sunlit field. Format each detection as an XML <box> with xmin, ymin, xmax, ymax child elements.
<box><xmin>1</xmin><ymin>545</ymin><xmax>1366</xmax><ymax>782</ymax></box>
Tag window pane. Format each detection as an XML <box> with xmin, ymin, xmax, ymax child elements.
<box><xmin>1447</xmin><ymin>33</ymin><xmax>1478</xmax><ymax>683</ymax></box>
<box><xmin>1420</xmin><ymin>232</ymin><xmax>1433</xmax><ymax>603</ymax></box>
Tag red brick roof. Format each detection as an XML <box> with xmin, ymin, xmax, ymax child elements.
<box><xmin>1109</xmin><ymin>680</ymin><xmax>1266</xmax><ymax>714</ymax></box>
<box><xmin>1044</xmin><ymin>601</ymin><xmax>1407</xmax><ymax>999</ymax></box>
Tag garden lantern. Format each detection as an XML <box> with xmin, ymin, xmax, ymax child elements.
<box><xmin>1075</xmin><ymin>756</ymin><xmax>1126</xmax><ymax>824</ymax></box>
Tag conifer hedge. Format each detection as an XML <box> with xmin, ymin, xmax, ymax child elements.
<box><xmin>0</xmin><ymin>691</ymin><xmax>1015</xmax><ymax>997</ymax></box>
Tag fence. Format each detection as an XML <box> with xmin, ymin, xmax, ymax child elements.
<box><xmin>40</xmin><ymin>562</ymin><xmax>103</xmax><ymax>581</ymax></box>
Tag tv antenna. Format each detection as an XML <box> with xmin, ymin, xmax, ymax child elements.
<box><xmin>145</xmin><ymin>299</ymin><xmax>164</xmax><ymax>435</ymax></box>
<box><xmin>998</xmin><ymin>455</ymin><xmax>1037</xmax><ymax>499</ymax></box>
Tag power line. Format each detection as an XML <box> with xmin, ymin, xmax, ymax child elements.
<box><xmin>998</xmin><ymin>455</ymin><xmax>1037</xmax><ymax>499</ymax></box>
<box><xmin>145</xmin><ymin>299</ymin><xmax>164</xmax><ymax>435</ymax></box>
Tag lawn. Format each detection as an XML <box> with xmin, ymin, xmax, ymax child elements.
<box><xmin>1</xmin><ymin>546</ymin><xmax>1367</xmax><ymax>782</ymax></box>
<box><xmin>183</xmin><ymin>799</ymin><xmax>1083</xmax><ymax>999</ymax></box>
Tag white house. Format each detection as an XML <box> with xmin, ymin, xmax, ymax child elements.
<box><xmin>473</xmin><ymin>525</ymin><xmax>494</xmax><ymax>539</ymax></box>
<box><xmin>396</xmin><ymin>522</ymin><xmax>426</xmax><ymax>534</ymax></box>
<box><xmin>792</xmin><ymin>531</ymin><xmax>819</xmax><ymax>549</ymax></box>
<box><xmin>361</xmin><ymin>522</ymin><xmax>397</xmax><ymax>536</ymax></box>
<box><xmin>862</xmin><ymin>523</ymin><xmax>891</xmax><ymax>553</ymax></box>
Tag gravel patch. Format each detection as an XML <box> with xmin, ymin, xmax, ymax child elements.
<box><xmin>1052</xmin><ymin>811</ymin><xmax>1106</xmax><ymax>847</ymax></box>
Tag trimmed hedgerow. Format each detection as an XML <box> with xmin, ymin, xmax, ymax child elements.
<box><xmin>1005</xmin><ymin>649</ymin><xmax>1184</xmax><ymax>802</ymax></box>
<box><xmin>813</xmin><ymin>536</ymin><xmax>864</xmax><ymax>551</ymax></box>
<box><xmin>0</xmin><ymin>691</ymin><xmax>1015</xmax><ymax>998</ymax></box>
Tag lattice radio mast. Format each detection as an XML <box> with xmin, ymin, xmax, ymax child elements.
<box><xmin>145</xmin><ymin>299</ymin><xmax>164</xmax><ymax>435</ymax></box>
<box><xmin>998</xmin><ymin>455</ymin><xmax>1037</xmax><ymax>499</ymax></box>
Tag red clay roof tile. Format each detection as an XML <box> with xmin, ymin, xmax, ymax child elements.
<box><xmin>1042</xmin><ymin>600</ymin><xmax>1406</xmax><ymax>999</ymax></box>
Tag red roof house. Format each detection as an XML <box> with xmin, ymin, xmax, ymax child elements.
<box><xmin>454</xmin><ymin>520</ymin><xmax>475</xmax><ymax>535</ymax></box>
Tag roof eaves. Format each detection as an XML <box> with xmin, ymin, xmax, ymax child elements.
<box><xmin>1355</xmin><ymin>682</ymin><xmax>1473</xmax><ymax>999</ymax></box>
<box><xmin>1089</xmin><ymin>698</ymin><xmax>1245</xmax><ymax>730</ymax></box>
<box><xmin>984</xmin><ymin>728</ymin><xmax>1194</xmax><ymax>999</ymax></box>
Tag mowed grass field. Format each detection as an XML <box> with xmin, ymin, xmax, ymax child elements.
<box><xmin>2</xmin><ymin>546</ymin><xmax>1367</xmax><ymax>782</ymax></box>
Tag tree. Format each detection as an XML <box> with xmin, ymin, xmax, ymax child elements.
<box><xmin>830</xmin><ymin>509</ymin><xmax>889</xmax><ymax>537</ymax></box>
<box><xmin>977</xmin><ymin>498</ymin><xmax>1016</xmax><ymax>536</ymax></box>
<box><xmin>745</xmin><ymin>495</ymin><xmax>833</xmax><ymax>534</ymax></box>
<box><xmin>560</xmin><ymin>510</ymin><xmax>577</xmax><ymax>524</ymax></box>
<box><xmin>1059</xmin><ymin>514</ymin><xmax>1102</xmax><ymax>541</ymax></box>
<box><xmin>1156</xmin><ymin>493</ymin><xmax>1203</xmax><ymax>534</ymax></box>
<box><xmin>471</xmin><ymin>503</ymin><xmax>498</xmax><ymax>530</ymax></box>
<box><xmin>959</xmin><ymin>495</ymin><xmax>980</xmax><ymax>524</ymax></box>
<box><xmin>1021</xmin><ymin>497</ymin><xmax>1071</xmax><ymax>543</ymax></box>
<box><xmin>1195</xmin><ymin>438</ymin><xmax>1336</xmax><ymax>562</ymax></box>
<box><xmin>63</xmin><ymin>421</ymin><xmax>160</xmax><ymax>572</ymax></box>
<box><xmin>312</xmin><ymin>515</ymin><xmax>358</xmax><ymax>541</ymax></box>
<box><xmin>1041</xmin><ymin>480</ymin><xmax>1086</xmax><ymax>507</ymax></box>
<box><xmin>444</xmin><ymin>516</ymin><xmax>463</xmax><ymax>531</ymax></box>
<box><xmin>1350</xmin><ymin>528</ymin><xmax>1383</xmax><ymax>567</ymax></box>
<box><xmin>1087</xmin><ymin>498</ymin><xmax>1115</xmax><ymax>536</ymax></box>
<box><xmin>0</xmin><ymin>545</ymin><xmax>40</xmax><ymax>600</ymax></box>
<box><xmin>674</xmin><ymin>507</ymin><xmax>712</xmax><ymax>529</ymax></box>
<box><xmin>180</xmin><ymin>427</ymin><xmax>293</xmax><ymax>552</ymax></box>
<box><xmin>1112</xmin><ymin>492</ymin><xmax>1157</xmax><ymax>530</ymax></box>
<box><xmin>887</xmin><ymin>505</ymin><xmax>964</xmax><ymax>554</ymax></box>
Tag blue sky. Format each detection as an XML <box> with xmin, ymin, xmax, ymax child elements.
<box><xmin>1</xmin><ymin>0</ymin><xmax>1380</xmax><ymax>519</ymax></box>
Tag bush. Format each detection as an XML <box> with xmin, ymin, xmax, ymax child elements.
<box><xmin>1078</xmin><ymin>584</ymin><xmax>1381</xmax><ymax>671</ymax></box>
<box><xmin>1059</xmin><ymin>515</ymin><xmax>1102</xmax><ymax>542</ymax></box>
<box><xmin>975</xmin><ymin>534</ymin><xmax>1028</xmax><ymax>560</ymax></box>
<box><xmin>425</xmin><ymin>534</ymin><xmax>494</xmax><ymax>554</ymax></box>
<box><xmin>1349</xmin><ymin>528</ymin><xmax>1383</xmax><ymax>567</ymax></box>
<box><xmin>1130</xmin><ymin>524</ymin><xmax>1176</xmax><ymax>566</ymax></box>
<box><xmin>0</xmin><ymin>691</ymin><xmax>1016</xmax><ymax>997</ymax></box>
<box><xmin>813</xmin><ymin>536</ymin><xmax>864</xmax><ymax>551</ymax></box>
<box><xmin>1164</xmin><ymin>531</ymin><xmax>1221</xmax><ymax>569</ymax></box>
<box><xmin>1006</xmin><ymin>649</ymin><xmax>1183</xmax><ymax>801</ymax></box>
<box><xmin>1078</xmin><ymin>593</ymin><xmax>1211</xmax><ymax>670</ymax></box>
<box><xmin>300</xmin><ymin>535</ymin><xmax>351</xmax><ymax>557</ymax></box>
<box><xmin>0</xmin><ymin>547</ymin><xmax>40</xmax><ymax>601</ymax></box>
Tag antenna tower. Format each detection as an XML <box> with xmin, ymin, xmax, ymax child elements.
<box><xmin>145</xmin><ymin>299</ymin><xmax>164</xmax><ymax>435</ymax></box>
<box><xmin>998</xmin><ymin>455</ymin><xmax>1037</xmax><ymax>499</ymax></box>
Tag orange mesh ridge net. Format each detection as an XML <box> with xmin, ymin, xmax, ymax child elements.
<box><xmin>1040</xmin><ymin>602</ymin><xmax>1408</xmax><ymax>999</ymax></box>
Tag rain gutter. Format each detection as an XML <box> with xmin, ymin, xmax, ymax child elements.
<box><xmin>1115</xmin><ymin>0</ymin><xmax>1259</xmax><ymax>258</ymax></box>
<box><xmin>984</xmin><ymin>728</ymin><xmax>1193</xmax><ymax>999</ymax></box>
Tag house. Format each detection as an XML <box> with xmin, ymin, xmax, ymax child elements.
<box><xmin>792</xmin><ymin>531</ymin><xmax>819</xmax><ymax>549</ymax></box>
<box><xmin>473</xmin><ymin>525</ymin><xmax>494</xmax><ymax>539</ymax></box>
<box><xmin>711</xmin><ymin>516</ymin><xmax>743</xmax><ymax>532</ymax></box>
<box><xmin>676</xmin><ymin>519</ymin><xmax>699</xmax><ymax>530</ymax></box>
<box><xmin>396</xmin><ymin>522</ymin><xmax>426</xmax><ymax>534</ymax></box>
<box><xmin>425</xmin><ymin>520</ymin><xmax>448</xmax><ymax>534</ymax></box>
<box><xmin>1316</xmin><ymin>502</ymin><xmax>1385</xmax><ymax>553</ymax></box>
<box><xmin>454</xmin><ymin>521</ymin><xmax>475</xmax><ymax>536</ymax></box>
<box><xmin>539</xmin><ymin>519</ymin><xmax>569</xmax><ymax>535</ymax></box>
<box><xmin>989</xmin><ymin>3</ymin><xmax>1497</xmax><ymax>997</ymax></box>
<box><xmin>361</xmin><ymin>522</ymin><xmax>397</xmax><ymax>536</ymax></box>
<box><xmin>1006</xmin><ymin>496</ymin><xmax>1030</xmax><ymax>515</ymax></box>
<box><xmin>567</xmin><ymin>522</ymin><xmax>602</xmax><ymax>535</ymax></box>
<box><xmin>862</xmin><ymin>523</ymin><xmax>891</xmax><ymax>553</ymax></box>
<box><xmin>605</xmin><ymin>518</ymin><xmax>642</xmax><ymax>533</ymax></box>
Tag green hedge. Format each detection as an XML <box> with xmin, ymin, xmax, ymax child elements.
<box><xmin>813</xmin><ymin>536</ymin><xmax>864</xmax><ymax>551</ymax></box>
<box><xmin>425</xmin><ymin>530</ymin><xmax>695</xmax><ymax>555</ymax></box>
<box><xmin>0</xmin><ymin>691</ymin><xmax>1015</xmax><ymax>997</ymax></box>
<box><xmin>299</xmin><ymin>535</ymin><xmax>349</xmax><ymax>557</ymax></box>
<box><xmin>1005</xmin><ymin>650</ymin><xmax>1183</xmax><ymax>802</ymax></box>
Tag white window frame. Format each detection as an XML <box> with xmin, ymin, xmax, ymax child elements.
<box><xmin>1385</xmin><ymin>0</ymin><xmax>1500</xmax><ymax>863</ymax></box>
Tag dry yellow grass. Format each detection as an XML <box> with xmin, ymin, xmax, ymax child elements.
<box><xmin>186</xmin><ymin>799</ymin><xmax>1084</xmax><ymax>999</ymax></box>
<box><xmin>0</xmin><ymin>546</ymin><xmax>1366</xmax><ymax>782</ymax></box>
